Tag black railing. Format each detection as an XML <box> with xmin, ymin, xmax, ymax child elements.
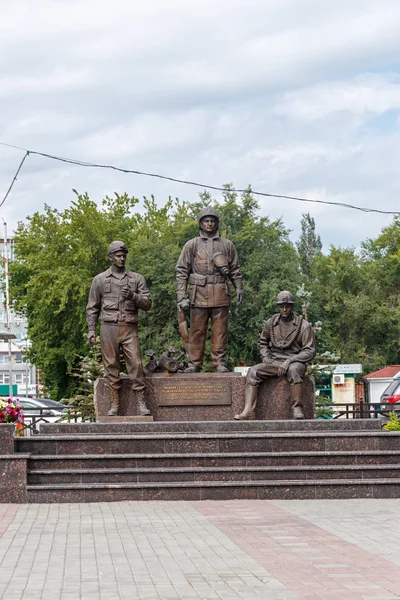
<box><xmin>317</xmin><ymin>400</ymin><xmax>397</xmax><ymax>419</ymax></box>
<box><xmin>16</xmin><ymin>409</ymin><xmax>83</xmax><ymax>436</ymax></box>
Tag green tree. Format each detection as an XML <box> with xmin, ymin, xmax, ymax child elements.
<box><xmin>9</xmin><ymin>187</ymin><xmax>302</xmax><ymax>398</ymax></box>
<box><xmin>360</xmin><ymin>216</ymin><xmax>400</xmax><ymax>367</ymax></box>
<box><xmin>308</xmin><ymin>216</ymin><xmax>400</xmax><ymax>371</ymax></box>
<box><xmin>308</xmin><ymin>246</ymin><xmax>372</xmax><ymax>362</ymax></box>
<box><xmin>63</xmin><ymin>337</ymin><xmax>104</xmax><ymax>420</ymax></box>
<box><xmin>296</xmin><ymin>212</ymin><xmax>322</xmax><ymax>281</ymax></box>
<box><xmin>9</xmin><ymin>191</ymin><xmax>141</xmax><ymax>399</ymax></box>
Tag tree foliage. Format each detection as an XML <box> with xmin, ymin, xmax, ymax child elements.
<box><xmin>63</xmin><ymin>338</ymin><xmax>104</xmax><ymax>420</ymax></box>
<box><xmin>296</xmin><ymin>212</ymin><xmax>322</xmax><ymax>282</ymax></box>
<box><xmin>383</xmin><ymin>411</ymin><xmax>400</xmax><ymax>431</ymax></box>
<box><xmin>10</xmin><ymin>187</ymin><xmax>300</xmax><ymax>399</ymax></box>
<box><xmin>303</xmin><ymin>217</ymin><xmax>400</xmax><ymax>371</ymax></box>
<box><xmin>10</xmin><ymin>192</ymin><xmax>141</xmax><ymax>399</ymax></box>
<box><xmin>9</xmin><ymin>188</ymin><xmax>400</xmax><ymax>399</ymax></box>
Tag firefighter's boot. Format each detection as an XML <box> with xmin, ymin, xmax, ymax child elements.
<box><xmin>234</xmin><ymin>385</ymin><xmax>258</xmax><ymax>420</ymax></box>
<box><xmin>107</xmin><ymin>389</ymin><xmax>120</xmax><ymax>416</ymax></box>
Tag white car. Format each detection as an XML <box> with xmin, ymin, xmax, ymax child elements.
<box><xmin>11</xmin><ymin>397</ymin><xmax>67</xmax><ymax>413</ymax></box>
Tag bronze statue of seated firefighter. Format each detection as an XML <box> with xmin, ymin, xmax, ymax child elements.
<box><xmin>234</xmin><ymin>291</ymin><xmax>316</xmax><ymax>420</ymax></box>
<box><xmin>86</xmin><ymin>241</ymin><xmax>152</xmax><ymax>417</ymax></box>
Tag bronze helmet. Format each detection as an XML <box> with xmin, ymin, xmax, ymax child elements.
<box><xmin>198</xmin><ymin>207</ymin><xmax>220</xmax><ymax>226</ymax></box>
<box><xmin>276</xmin><ymin>291</ymin><xmax>295</xmax><ymax>305</ymax></box>
<box><xmin>107</xmin><ymin>241</ymin><xmax>128</xmax><ymax>256</ymax></box>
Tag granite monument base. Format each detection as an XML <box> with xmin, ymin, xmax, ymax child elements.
<box><xmin>94</xmin><ymin>374</ymin><xmax>315</xmax><ymax>421</ymax></box>
<box><xmin>257</xmin><ymin>376</ymin><xmax>315</xmax><ymax>420</ymax></box>
<box><xmin>0</xmin><ymin>424</ymin><xmax>28</xmax><ymax>503</ymax></box>
<box><xmin>98</xmin><ymin>416</ymin><xmax>154</xmax><ymax>423</ymax></box>
<box><xmin>0</xmin><ymin>423</ymin><xmax>15</xmax><ymax>453</ymax></box>
<box><xmin>93</xmin><ymin>380</ymin><xmax>155</xmax><ymax>421</ymax></box>
<box><xmin>0</xmin><ymin>455</ymin><xmax>28</xmax><ymax>503</ymax></box>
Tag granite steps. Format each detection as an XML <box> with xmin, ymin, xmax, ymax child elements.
<box><xmin>27</xmin><ymin>464</ymin><xmax>400</xmax><ymax>484</ymax></box>
<box><xmin>40</xmin><ymin>419</ymin><xmax>381</xmax><ymax>435</ymax></box>
<box><xmin>16</xmin><ymin>431</ymin><xmax>400</xmax><ymax>455</ymax></box>
<box><xmin>14</xmin><ymin>420</ymin><xmax>400</xmax><ymax>502</ymax></box>
<box><xmin>27</xmin><ymin>449</ymin><xmax>400</xmax><ymax>469</ymax></box>
<box><xmin>25</xmin><ymin>479</ymin><xmax>400</xmax><ymax>502</ymax></box>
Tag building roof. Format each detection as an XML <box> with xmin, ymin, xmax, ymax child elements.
<box><xmin>0</xmin><ymin>341</ymin><xmax>22</xmax><ymax>353</ymax></box>
<box><xmin>363</xmin><ymin>365</ymin><xmax>400</xmax><ymax>379</ymax></box>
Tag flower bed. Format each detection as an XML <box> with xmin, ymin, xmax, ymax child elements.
<box><xmin>0</xmin><ymin>398</ymin><xmax>24</xmax><ymax>424</ymax></box>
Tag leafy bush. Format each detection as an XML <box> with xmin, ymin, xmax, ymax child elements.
<box><xmin>62</xmin><ymin>339</ymin><xmax>103</xmax><ymax>420</ymax></box>
<box><xmin>314</xmin><ymin>396</ymin><xmax>334</xmax><ymax>419</ymax></box>
<box><xmin>383</xmin><ymin>411</ymin><xmax>400</xmax><ymax>431</ymax></box>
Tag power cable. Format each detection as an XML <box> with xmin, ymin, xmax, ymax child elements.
<box><xmin>0</xmin><ymin>140</ymin><xmax>399</xmax><ymax>215</ymax></box>
<box><xmin>0</xmin><ymin>151</ymin><xmax>29</xmax><ymax>208</ymax></box>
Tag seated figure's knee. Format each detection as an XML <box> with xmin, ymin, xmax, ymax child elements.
<box><xmin>286</xmin><ymin>362</ymin><xmax>306</xmax><ymax>384</ymax></box>
<box><xmin>246</xmin><ymin>365</ymin><xmax>260</xmax><ymax>387</ymax></box>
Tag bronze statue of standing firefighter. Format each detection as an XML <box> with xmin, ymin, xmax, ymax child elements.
<box><xmin>176</xmin><ymin>208</ymin><xmax>244</xmax><ymax>373</ymax></box>
<box><xmin>86</xmin><ymin>241</ymin><xmax>152</xmax><ymax>416</ymax></box>
<box><xmin>234</xmin><ymin>291</ymin><xmax>316</xmax><ymax>420</ymax></box>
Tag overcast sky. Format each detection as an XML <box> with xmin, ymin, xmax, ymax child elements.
<box><xmin>1</xmin><ymin>0</ymin><xmax>400</xmax><ymax>249</ymax></box>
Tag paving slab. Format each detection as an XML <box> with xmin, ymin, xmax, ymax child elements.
<box><xmin>0</xmin><ymin>500</ymin><xmax>400</xmax><ymax>599</ymax></box>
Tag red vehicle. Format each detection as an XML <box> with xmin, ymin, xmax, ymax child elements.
<box><xmin>380</xmin><ymin>373</ymin><xmax>400</xmax><ymax>414</ymax></box>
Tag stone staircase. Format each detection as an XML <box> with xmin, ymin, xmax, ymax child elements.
<box><xmin>15</xmin><ymin>420</ymin><xmax>400</xmax><ymax>502</ymax></box>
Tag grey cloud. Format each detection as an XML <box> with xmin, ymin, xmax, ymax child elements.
<box><xmin>1</xmin><ymin>0</ymin><xmax>400</xmax><ymax>251</ymax></box>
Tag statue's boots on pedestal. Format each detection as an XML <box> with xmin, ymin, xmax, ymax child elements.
<box><xmin>291</xmin><ymin>382</ymin><xmax>305</xmax><ymax>420</ymax></box>
<box><xmin>107</xmin><ymin>389</ymin><xmax>120</xmax><ymax>416</ymax></box>
<box><xmin>212</xmin><ymin>345</ymin><xmax>229</xmax><ymax>373</ymax></box>
<box><xmin>184</xmin><ymin>364</ymin><xmax>201</xmax><ymax>373</ymax></box>
<box><xmin>215</xmin><ymin>364</ymin><xmax>229</xmax><ymax>373</ymax></box>
<box><xmin>137</xmin><ymin>391</ymin><xmax>151</xmax><ymax>416</ymax></box>
<box><xmin>234</xmin><ymin>385</ymin><xmax>258</xmax><ymax>420</ymax></box>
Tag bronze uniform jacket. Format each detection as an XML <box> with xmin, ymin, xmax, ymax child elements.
<box><xmin>176</xmin><ymin>232</ymin><xmax>243</xmax><ymax>308</ymax></box>
<box><xmin>259</xmin><ymin>313</ymin><xmax>316</xmax><ymax>363</ymax></box>
<box><xmin>86</xmin><ymin>267</ymin><xmax>151</xmax><ymax>329</ymax></box>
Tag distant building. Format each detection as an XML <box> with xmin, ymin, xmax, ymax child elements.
<box><xmin>0</xmin><ymin>237</ymin><xmax>37</xmax><ymax>396</ymax></box>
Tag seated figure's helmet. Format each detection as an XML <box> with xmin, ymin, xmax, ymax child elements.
<box><xmin>276</xmin><ymin>291</ymin><xmax>295</xmax><ymax>305</ymax></box>
<box><xmin>107</xmin><ymin>241</ymin><xmax>128</xmax><ymax>256</ymax></box>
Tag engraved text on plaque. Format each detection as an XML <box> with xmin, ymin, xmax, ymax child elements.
<box><xmin>157</xmin><ymin>382</ymin><xmax>231</xmax><ymax>406</ymax></box>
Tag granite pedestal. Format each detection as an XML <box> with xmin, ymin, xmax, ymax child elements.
<box><xmin>94</xmin><ymin>374</ymin><xmax>315</xmax><ymax>421</ymax></box>
<box><xmin>257</xmin><ymin>376</ymin><xmax>315</xmax><ymax>420</ymax></box>
<box><xmin>0</xmin><ymin>424</ymin><xmax>28</xmax><ymax>503</ymax></box>
<box><xmin>0</xmin><ymin>423</ymin><xmax>15</xmax><ymax>453</ymax></box>
<box><xmin>98</xmin><ymin>416</ymin><xmax>154</xmax><ymax>423</ymax></box>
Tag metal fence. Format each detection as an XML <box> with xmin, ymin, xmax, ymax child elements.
<box><xmin>16</xmin><ymin>409</ymin><xmax>86</xmax><ymax>436</ymax></box>
<box><xmin>318</xmin><ymin>400</ymin><xmax>395</xmax><ymax>420</ymax></box>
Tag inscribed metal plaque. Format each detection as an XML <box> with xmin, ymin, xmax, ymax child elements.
<box><xmin>157</xmin><ymin>381</ymin><xmax>231</xmax><ymax>406</ymax></box>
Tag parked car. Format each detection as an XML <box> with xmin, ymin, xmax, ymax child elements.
<box><xmin>9</xmin><ymin>397</ymin><xmax>62</xmax><ymax>415</ymax></box>
<box><xmin>379</xmin><ymin>373</ymin><xmax>400</xmax><ymax>417</ymax></box>
<box><xmin>8</xmin><ymin>397</ymin><xmax>70</xmax><ymax>413</ymax></box>
<box><xmin>34</xmin><ymin>398</ymin><xmax>69</xmax><ymax>412</ymax></box>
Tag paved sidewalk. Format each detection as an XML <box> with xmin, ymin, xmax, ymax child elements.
<box><xmin>0</xmin><ymin>500</ymin><xmax>399</xmax><ymax>600</ymax></box>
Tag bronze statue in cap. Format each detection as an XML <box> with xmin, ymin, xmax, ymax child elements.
<box><xmin>86</xmin><ymin>241</ymin><xmax>152</xmax><ymax>416</ymax></box>
<box><xmin>176</xmin><ymin>208</ymin><xmax>244</xmax><ymax>372</ymax></box>
<box><xmin>234</xmin><ymin>291</ymin><xmax>316</xmax><ymax>420</ymax></box>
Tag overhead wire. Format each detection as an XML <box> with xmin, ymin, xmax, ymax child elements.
<box><xmin>0</xmin><ymin>140</ymin><xmax>399</xmax><ymax>215</ymax></box>
<box><xmin>0</xmin><ymin>151</ymin><xmax>29</xmax><ymax>208</ymax></box>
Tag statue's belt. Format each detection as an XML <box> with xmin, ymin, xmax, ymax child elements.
<box><xmin>189</xmin><ymin>273</ymin><xmax>226</xmax><ymax>285</ymax></box>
